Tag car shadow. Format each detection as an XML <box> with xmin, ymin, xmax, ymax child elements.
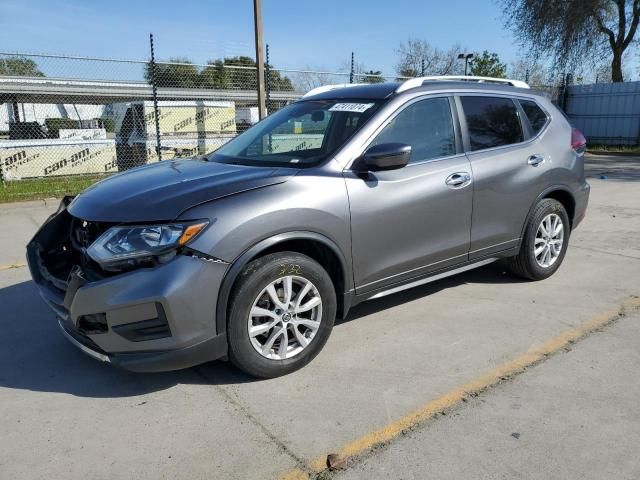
<box><xmin>0</xmin><ymin>262</ymin><xmax>520</xmax><ymax>398</ymax></box>
<box><xmin>339</xmin><ymin>262</ymin><xmax>520</xmax><ymax>324</ymax></box>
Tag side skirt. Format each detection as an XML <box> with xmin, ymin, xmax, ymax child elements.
<box><xmin>359</xmin><ymin>257</ymin><xmax>498</xmax><ymax>302</ymax></box>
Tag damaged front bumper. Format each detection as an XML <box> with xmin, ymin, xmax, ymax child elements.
<box><xmin>26</xmin><ymin>198</ymin><xmax>230</xmax><ymax>372</ymax></box>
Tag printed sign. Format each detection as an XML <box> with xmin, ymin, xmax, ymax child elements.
<box><xmin>0</xmin><ymin>140</ymin><xmax>117</xmax><ymax>179</ymax></box>
<box><xmin>328</xmin><ymin>103</ymin><xmax>374</xmax><ymax>113</ymax></box>
<box><xmin>131</xmin><ymin>136</ymin><xmax>235</xmax><ymax>164</ymax></box>
<box><xmin>58</xmin><ymin>129</ymin><xmax>107</xmax><ymax>140</ymax></box>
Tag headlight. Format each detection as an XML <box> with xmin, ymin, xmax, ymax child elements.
<box><xmin>87</xmin><ymin>221</ymin><xmax>208</xmax><ymax>269</ymax></box>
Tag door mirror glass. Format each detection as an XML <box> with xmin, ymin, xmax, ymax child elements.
<box><xmin>360</xmin><ymin>143</ymin><xmax>411</xmax><ymax>171</ymax></box>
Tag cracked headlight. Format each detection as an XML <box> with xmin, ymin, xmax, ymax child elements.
<box><xmin>87</xmin><ymin>221</ymin><xmax>208</xmax><ymax>269</ymax></box>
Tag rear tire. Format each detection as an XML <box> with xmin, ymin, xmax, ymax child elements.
<box><xmin>227</xmin><ymin>252</ymin><xmax>336</xmax><ymax>378</ymax></box>
<box><xmin>507</xmin><ymin>198</ymin><xmax>570</xmax><ymax>281</ymax></box>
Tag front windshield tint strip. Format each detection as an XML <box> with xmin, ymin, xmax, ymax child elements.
<box><xmin>209</xmin><ymin>99</ymin><xmax>383</xmax><ymax>168</ymax></box>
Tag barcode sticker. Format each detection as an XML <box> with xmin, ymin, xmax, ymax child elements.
<box><xmin>328</xmin><ymin>103</ymin><xmax>374</xmax><ymax>113</ymax></box>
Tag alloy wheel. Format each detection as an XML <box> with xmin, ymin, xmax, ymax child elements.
<box><xmin>247</xmin><ymin>275</ymin><xmax>323</xmax><ymax>360</ymax></box>
<box><xmin>534</xmin><ymin>213</ymin><xmax>564</xmax><ymax>268</ymax></box>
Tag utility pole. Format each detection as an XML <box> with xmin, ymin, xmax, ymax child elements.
<box><xmin>253</xmin><ymin>0</ymin><xmax>266</xmax><ymax>120</ymax></box>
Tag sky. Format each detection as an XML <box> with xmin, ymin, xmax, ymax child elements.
<box><xmin>0</xmin><ymin>0</ymin><xmax>525</xmax><ymax>75</ymax></box>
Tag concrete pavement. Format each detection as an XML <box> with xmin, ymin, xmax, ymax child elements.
<box><xmin>334</xmin><ymin>310</ymin><xmax>640</xmax><ymax>480</ymax></box>
<box><xmin>0</xmin><ymin>156</ymin><xmax>639</xmax><ymax>479</ymax></box>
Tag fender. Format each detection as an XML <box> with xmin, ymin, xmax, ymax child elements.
<box><xmin>214</xmin><ymin>231</ymin><xmax>353</xmax><ymax>336</ymax></box>
<box><xmin>519</xmin><ymin>184</ymin><xmax>575</xmax><ymax>240</ymax></box>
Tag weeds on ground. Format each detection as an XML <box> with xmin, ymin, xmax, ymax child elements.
<box><xmin>0</xmin><ymin>175</ymin><xmax>106</xmax><ymax>203</ymax></box>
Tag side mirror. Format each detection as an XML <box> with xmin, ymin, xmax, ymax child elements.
<box><xmin>359</xmin><ymin>143</ymin><xmax>411</xmax><ymax>171</ymax></box>
<box><xmin>311</xmin><ymin>110</ymin><xmax>325</xmax><ymax>122</ymax></box>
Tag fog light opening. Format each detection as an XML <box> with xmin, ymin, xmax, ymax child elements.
<box><xmin>78</xmin><ymin>313</ymin><xmax>108</xmax><ymax>334</ymax></box>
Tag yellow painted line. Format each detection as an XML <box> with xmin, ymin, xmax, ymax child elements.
<box><xmin>278</xmin><ymin>296</ymin><xmax>640</xmax><ymax>480</ymax></box>
<box><xmin>0</xmin><ymin>262</ymin><xmax>26</xmax><ymax>271</ymax></box>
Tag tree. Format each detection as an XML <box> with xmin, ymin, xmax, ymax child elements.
<box><xmin>469</xmin><ymin>51</ymin><xmax>507</xmax><ymax>78</ymax></box>
<box><xmin>145</xmin><ymin>56</ymin><xmax>294</xmax><ymax>91</ymax></box>
<box><xmin>292</xmin><ymin>68</ymin><xmax>334</xmax><ymax>92</ymax></box>
<box><xmin>0</xmin><ymin>57</ymin><xmax>44</xmax><ymax>77</ymax></box>
<box><xmin>339</xmin><ymin>57</ymin><xmax>386</xmax><ymax>83</ymax></box>
<box><xmin>395</xmin><ymin>39</ymin><xmax>464</xmax><ymax>77</ymax></box>
<box><xmin>508</xmin><ymin>58</ymin><xmax>548</xmax><ymax>85</ymax></box>
<box><xmin>0</xmin><ymin>57</ymin><xmax>45</xmax><ymax>125</ymax></box>
<box><xmin>499</xmin><ymin>0</ymin><xmax>640</xmax><ymax>82</ymax></box>
<box><xmin>144</xmin><ymin>57</ymin><xmax>199</xmax><ymax>88</ymax></box>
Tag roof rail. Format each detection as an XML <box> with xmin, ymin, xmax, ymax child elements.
<box><xmin>301</xmin><ymin>83</ymin><xmax>363</xmax><ymax>98</ymax></box>
<box><xmin>396</xmin><ymin>75</ymin><xmax>530</xmax><ymax>93</ymax></box>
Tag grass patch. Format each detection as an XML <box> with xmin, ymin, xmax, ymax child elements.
<box><xmin>587</xmin><ymin>144</ymin><xmax>640</xmax><ymax>154</ymax></box>
<box><xmin>0</xmin><ymin>175</ymin><xmax>107</xmax><ymax>203</ymax></box>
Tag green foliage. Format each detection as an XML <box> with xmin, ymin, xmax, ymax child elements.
<box><xmin>145</xmin><ymin>56</ymin><xmax>294</xmax><ymax>91</ymax></box>
<box><xmin>44</xmin><ymin>118</ymin><xmax>80</xmax><ymax>138</ymax></box>
<box><xmin>469</xmin><ymin>51</ymin><xmax>507</xmax><ymax>78</ymax></box>
<box><xmin>0</xmin><ymin>175</ymin><xmax>105</xmax><ymax>203</ymax></box>
<box><xmin>0</xmin><ymin>57</ymin><xmax>45</xmax><ymax>77</ymax></box>
<box><xmin>144</xmin><ymin>57</ymin><xmax>200</xmax><ymax>88</ymax></box>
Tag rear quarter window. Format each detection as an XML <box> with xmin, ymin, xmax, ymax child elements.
<box><xmin>461</xmin><ymin>96</ymin><xmax>523</xmax><ymax>151</ymax></box>
<box><xmin>520</xmin><ymin>99</ymin><xmax>549</xmax><ymax>135</ymax></box>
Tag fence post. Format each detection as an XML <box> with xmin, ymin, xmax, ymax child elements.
<box><xmin>349</xmin><ymin>52</ymin><xmax>355</xmax><ymax>84</ymax></box>
<box><xmin>265</xmin><ymin>43</ymin><xmax>271</xmax><ymax>115</ymax></box>
<box><xmin>561</xmin><ymin>73</ymin><xmax>572</xmax><ymax>112</ymax></box>
<box><xmin>149</xmin><ymin>33</ymin><xmax>162</xmax><ymax>161</ymax></box>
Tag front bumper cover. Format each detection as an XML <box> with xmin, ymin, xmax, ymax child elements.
<box><xmin>27</xmin><ymin>205</ymin><xmax>231</xmax><ymax>372</ymax></box>
<box><xmin>57</xmin><ymin>318</ymin><xmax>227</xmax><ymax>372</ymax></box>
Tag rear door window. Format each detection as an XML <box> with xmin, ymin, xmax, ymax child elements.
<box><xmin>460</xmin><ymin>96</ymin><xmax>523</xmax><ymax>151</ymax></box>
<box><xmin>519</xmin><ymin>99</ymin><xmax>549</xmax><ymax>135</ymax></box>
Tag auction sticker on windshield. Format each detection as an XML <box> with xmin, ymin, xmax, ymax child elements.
<box><xmin>328</xmin><ymin>103</ymin><xmax>375</xmax><ymax>113</ymax></box>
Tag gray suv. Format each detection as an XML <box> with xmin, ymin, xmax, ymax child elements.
<box><xmin>27</xmin><ymin>76</ymin><xmax>590</xmax><ymax>378</ymax></box>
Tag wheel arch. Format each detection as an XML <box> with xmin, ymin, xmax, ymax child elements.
<box><xmin>215</xmin><ymin>231</ymin><xmax>353</xmax><ymax>337</ymax></box>
<box><xmin>520</xmin><ymin>185</ymin><xmax>576</xmax><ymax>240</ymax></box>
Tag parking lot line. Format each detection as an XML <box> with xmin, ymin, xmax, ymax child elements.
<box><xmin>277</xmin><ymin>295</ymin><xmax>640</xmax><ymax>480</ymax></box>
<box><xmin>0</xmin><ymin>262</ymin><xmax>26</xmax><ymax>271</ymax></box>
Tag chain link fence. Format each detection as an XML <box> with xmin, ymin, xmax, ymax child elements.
<box><xmin>0</xmin><ymin>51</ymin><xmax>408</xmax><ymax>201</ymax></box>
<box><xmin>1</xmin><ymin>50</ymin><xmax>565</xmax><ymax>202</ymax></box>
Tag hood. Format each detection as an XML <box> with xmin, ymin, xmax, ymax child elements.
<box><xmin>68</xmin><ymin>159</ymin><xmax>296</xmax><ymax>222</ymax></box>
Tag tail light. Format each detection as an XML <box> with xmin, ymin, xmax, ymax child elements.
<box><xmin>571</xmin><ymin>128</ymin><xmax>586</xmax><ymax>154</ymax></box>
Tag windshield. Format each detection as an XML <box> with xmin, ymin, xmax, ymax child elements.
<box><xmin>208</xmin><ymin>99</ymin><xmax>383</xmax><ymax>167</ymax></box>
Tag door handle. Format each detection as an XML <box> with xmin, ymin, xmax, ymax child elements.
<box><xmin>527</xmin><ymin>154</ymin><xmax>545</xmax><ymax>166</ymax></box>
<box><xmin>445</xmin><ymin>172</ymin><xmax>471</xmax><ymax>188</ymax></box>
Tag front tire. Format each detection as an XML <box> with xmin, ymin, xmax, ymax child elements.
<box><xmin>227</xmin><ymin>252</ymin><xmax>336</xmax><ymax>378</ymax></box>
<box><xmin>507</xmin><ymin>198</ymin><xmax>570</xmax><ymax>280</ymax></box>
